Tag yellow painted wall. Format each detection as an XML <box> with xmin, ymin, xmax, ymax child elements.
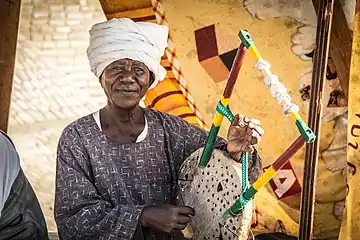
<box><xmin>160</xmin><ymin>1</ymin><xmax>346</xmax><ymax>238</ymax></box>
<box><xmin>162</xmin><ymin>0</ymin><xmax>309</xmax><ymax>173</ymax></box>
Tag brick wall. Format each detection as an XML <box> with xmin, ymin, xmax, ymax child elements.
<box><xmin>8</xmin><ymin>0</ymin><xmax>106</xmax><ymax>231</ymax></box>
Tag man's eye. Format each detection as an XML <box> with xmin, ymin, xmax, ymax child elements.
<box><xmin>113</xmin><ymin>67</ymin><xmax>122</xmax><ymax>71</ymax></box>
<box><xmin>134</xmin><ymin>67</ymin><xmax>144</xmax><ymax>72</ymax></box>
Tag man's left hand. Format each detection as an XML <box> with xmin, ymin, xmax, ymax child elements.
<box><xmin>227</xmin><ymin>114</ymin><xmax>264</xmax><ymax>159</ymax></box>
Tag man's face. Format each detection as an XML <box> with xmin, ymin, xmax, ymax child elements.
<box><xmin>101</xmin><ymin>59</ymin><xmax>152</xmax><ymax>109</ymax></box>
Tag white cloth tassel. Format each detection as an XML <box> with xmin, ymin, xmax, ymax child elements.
<box><xmin>284</xmin><ymin>103</ymin><xmax>300</xmax><ymax>115</ymax></box>
<box><xmin>256</xmin><ymin>59</ymin><xmax>271</xmax><ymax>72</ymax></box>
<box><xmin>270</xmin><ymin>82</ymin><xmax>287</xmax><ymax>98</ymax></box>
<box><xmin>275</xmin><ymin>93</ymin><xmax>291</xmax><ymax>105</ymax></box>
<box><xmin>264</xmin><ymin>69</ymin><xmax>272</xmax><ymax>76</ymax></box>
<box><xmin>269</xmin><ymin>79</ymin><xmax>293</xmax><ymax>106</ymax></box>
<box><xmin>264</xmin><ymin>74</ymin><xmax>279</xmax><ymax>88</ymax></box>
<box><xmin>257</xmin><ymin>60</ymin><xmax>299</xmax><ymax>115</ymax></box>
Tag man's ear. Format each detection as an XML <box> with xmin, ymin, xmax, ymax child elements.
<box><xmin>149</xmin><ymin>71</ymin><xmax>155</xmax><ymax>87</ymax></box>
<box><xmin>99</xmin><ymin>75</ymin><xmax>105</xmax><ymax>88</ymax></box>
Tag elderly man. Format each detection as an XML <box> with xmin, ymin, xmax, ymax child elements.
<box><xmin>54</xmin><ymin>18</ymin><xmax>264</xmax><ymax>240</ymax></box>
<box><xmin>0</xmin><ymin>131</ymin><xmax>49</xmax><ymax>239</ymax></box>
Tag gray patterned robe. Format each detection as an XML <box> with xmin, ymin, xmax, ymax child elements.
<box><xmin>54</xmin><ymin>108</ymin><xmax>261</xmax><ymax>240</ymax></box>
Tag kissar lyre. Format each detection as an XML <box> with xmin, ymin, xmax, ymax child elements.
<box><xmin>176</xmin><ymin>30</ymin><xmax>316</xmax><ymax>240</ymax></box>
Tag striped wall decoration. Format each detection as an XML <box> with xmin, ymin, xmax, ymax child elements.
<box><xmin>149</xmin><ymin>0</ymin><xmax>208</xmax><ymax>129</ymax></box>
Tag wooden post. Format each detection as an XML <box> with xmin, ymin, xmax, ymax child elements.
<box><xmin>0</xmin><ymin>0</ymin><xmax>21</xmax><ymax>132</ymax></box>
<box><xmin>328</xmin><ymin>0</ymin><xmax>352</xmax><ymax>99</ymax></box>
<box><xmin>299</xmin><ymin>0</ymin><xmax>335</xmax><ymax>239</ymax></box>
<box><xmin>338</xmin><ymin>1</ymin><xmax>360</xmax><ymax>239</ymax></box>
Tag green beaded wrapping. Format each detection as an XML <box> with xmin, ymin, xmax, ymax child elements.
<box><xmin>225</xmin><ymin>153</ymin><xmax>252</xmax><ymax>216</ymax></box>
<box><xmin>216</xmin><ymin>101</ymin><xmax>235</xmax><ymax>122</ymax></box>
<box><xmin>229</xmin><ymin>195</ymin><xmax>250</xmax><ymax>216</ymax></box>
<box><xmin>242</xmin><ymin>187</ymin><xmax>258</xmax><ymax>201</ymax></box>
<box><xmin>241</xmin><ymin>152</ymin><xmax>249</xmax><ymax>193</ymax></box>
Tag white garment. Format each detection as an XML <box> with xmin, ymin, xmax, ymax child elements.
<box><xmin>86</xmin><ymin>18</ymin><xmax>169</xmax><ymax>90</ymax></box>
<box><xmin>0</xmin><ymin>132</ymin><xmax>20</xmax><ymax>217</ymax></box>
<box><xmin>93</xmin><ymin>110</ymin><xmax>148</xmax><ymax>142</ymax></box>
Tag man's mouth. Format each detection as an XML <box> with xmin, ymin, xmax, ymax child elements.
<box><xmin>114</xmin><ymin>89</ymin><xmax>138</xmax><ymax>94</ymax></box>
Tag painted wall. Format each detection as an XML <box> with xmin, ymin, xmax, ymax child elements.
<box><xmin>158</xmin><ymin>0</ymin><xmax>347</xmax><ymax>238</ymax></box>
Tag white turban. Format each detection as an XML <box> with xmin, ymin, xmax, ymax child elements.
<box><xmin>86</xmin><ymin>18</ymin><xmax>169</xmax><ymax>89</ymax></box>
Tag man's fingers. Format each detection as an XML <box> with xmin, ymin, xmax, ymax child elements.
<box><xmin>248</xmin><ymin>119</ymin><xmax>262</xmax><ymax>129</ymax></box>
<box><xmin>251</xmin><ymin>131</ymin><xmax>262</xmax><ymax>145</ymax></box>
<box><xmin>177</xmin><ymin>206</ymin><xmax>195</xmax><ymax>216</ymax></box>
<box><xmin>253</xmin><ymin>125</ymin><xmax>264</xmax><ymax>136</ymax></box>
<box><xmin>172</xmin><ymin>223</ymin><xmax>188</xmax><ymax>231</ymax></box>
<box><xmin>244</xmin><ymin>117</ymin><xmax>260</xmax><ymax>125</ymax></box>
<box><xmin>227</xmin><ymin>114</ymin><xmax>263</xmax><ymax>155</ymax></box>
<box><xmin>177</xmin><ymin>215</ymin><xmax>191</xmax><ymax>224</ymax></box>
<box><xmin>245</xmin><ymin>125</ymin><xmax>253</xmax><ymax>136</ymax></box>
<box><xmin>250</xmin><ymin>118</ymin><xmax>261</xmax><ymax>126</ymax></box>
<box><xmin>247</xmin><ymin>120</ymin><xmax>264</xmax><ymax>137</ymax></box>
<box><xmin>245</xmin><ymin>145</ymin><xmax>254</xmax><ymax>153</ymax></box>
<box><xmin>233</xmin><ymin>114</ymin><xmax>262</xmax><ymax>128</ymax></box>
<box><xmin>231</xmin><ymin>114</ymin><xmax>241</xmax><ymax>126</ymax></box>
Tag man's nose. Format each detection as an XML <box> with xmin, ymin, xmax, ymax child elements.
<box><xmin>120</xmin><ymin>70</ymin><xmax>136</xmax><ymax>83</ymax></box>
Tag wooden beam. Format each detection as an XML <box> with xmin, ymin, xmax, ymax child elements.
<box><xmin>299</xmin><ymin>0</ymin><xmax>334</xmax><ymax>239</ymax></box>
<box><xmin>99</xmin><ymin>0</ymin><xmax>151</xmax><ymax>16</ymax></box>
<box><xmin>328</xmin><ymin>0</ymin><xmax>352</xmax><ymax>99</ymax></box>
<box><xmin>339</xmin><ymin>1</ymin><xmax>360</xmax><ymax>239</ymax></box>
<box><xmin>104</xmin><ymin>6</ymin><xmax>155</xmax><ymax>21</ymax></box>
<box><xmin>0</xmin><ymin>0</ymin><xmax>21</xmax><ymax>132</ymax></box>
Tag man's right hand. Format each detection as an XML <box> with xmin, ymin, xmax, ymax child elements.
<box><xmin>140</xmin><ymin>204</ymin><xmax>195</xmax><ymax>233</ymax></box>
